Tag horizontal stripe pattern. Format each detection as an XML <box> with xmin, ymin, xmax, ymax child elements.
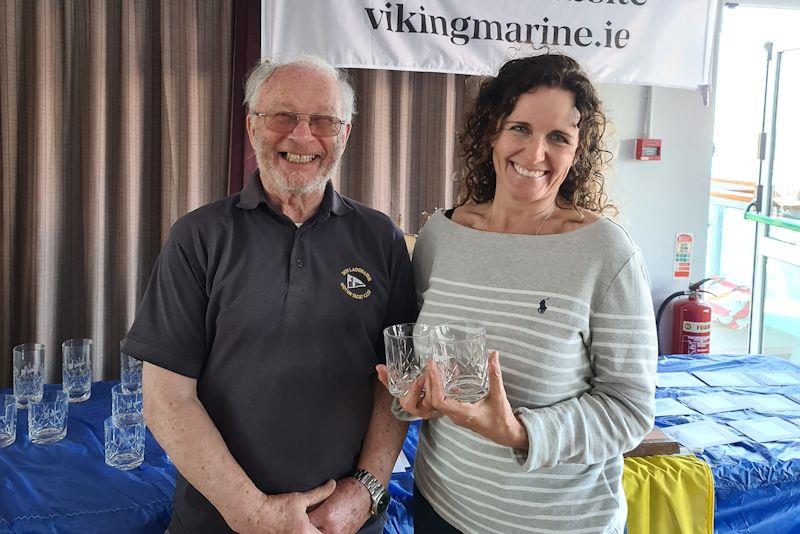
<box><xmin>410</xmin><ymin>212</ymin><xmax>656</xmax><ymax>533</ymax></box>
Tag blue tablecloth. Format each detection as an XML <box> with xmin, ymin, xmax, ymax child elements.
<box><xmin>386</xmin><ymin>421</ymin><xmax>419</xmax><ymax>534</ymax></box>
<box><xmin>0</xmin><ymin>381</ymin><xmax>418</xmax><ymax>533</ymax></box>
<box><xmin>394</xmin><ymin>355</ymin><xmax>800</xmax><ymax>533</ymax></box>
<box><xmin>6</xmin><ymin>357</ymin><xmax>799</xmax><ymax>534</ymax></box>
<box><xmin>0</xmin><ymin>382</ymin><xmax>175</xmax><ymax>533</ymax></box>
<box><xmin>656</xmin><ymin>354</ymin><xmax>800</xmax><ymax>534</ymax></box>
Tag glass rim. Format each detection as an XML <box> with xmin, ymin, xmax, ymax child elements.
<box><xmin>111</xmin><ymin>383</ymin><xmax>141</xmax><ymax>395</ymax></box>
<box><xmin>105</xmin><ymin>414</ymin><xmax>145</xmax><ymax>428</ymax></box>
<box><xmin>383</xmin><ymin>323</ymin><xmax>434</xmax><ymax>340</ymax></box>
<box><xmin>62</xmin><ymin>338</ymin><xmax>93</xmax><ymax>347</ymax></box>
<box><xmin>13</xmin><ymin>343</ymin><xmax>45</xmax><ymax>352</ymax></box>
<box><xmin>433</xmin><ymin>320</ymin><xmax>487</xmax><ymax>339</ymax></box>
<box><xmin>34</xmin><ymin>390</ymin><xmax>68</xmax><ymax>403</ymax></box>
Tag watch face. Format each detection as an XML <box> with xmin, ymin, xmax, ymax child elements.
<box><xmin>375</xmin><ymin>491</ymin><xmax>391</xmax><ymax>515</ymax></box>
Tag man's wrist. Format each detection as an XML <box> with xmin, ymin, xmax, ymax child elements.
<box><xmin>349</xmin><ymin>473</ymin><xmax>373</xmax><ymax>507</ymax></box>
<box><xmin>222</xmin><ymin>479</ymin><xmax>266</xmax><ymax>525</ymax></box>
<box><xmin>352</xmin><ymin>468</ymin><xmax>390</xmax><ymax>516</ymax></box>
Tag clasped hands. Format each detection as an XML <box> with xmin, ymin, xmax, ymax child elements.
<box><xmin>377</xmin><ymin>351</ymin><xmax>528</xmax><ymax>450</ymax></box>
<box><xmin>227</xmin><ymin>476</ymin><xmax>372</xmax><ymax>534</ymax></box>
<box><xmin>227</xmin><ymin>352</ymin><xmax>529</xmax><ymax>533</ymax></box>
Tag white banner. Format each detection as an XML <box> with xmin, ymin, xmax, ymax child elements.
<box><xmin>263</xmin><ymin>0</ymin><xmax>717</xmax><ymax>89</ymax></box>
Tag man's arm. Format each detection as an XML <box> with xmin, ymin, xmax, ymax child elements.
<box><xmin>308</xmin><ymin>378</ymin><xmax>409</xmax><ymax>534</ymax></box>
<box><xmin>357</xmin><ymin>378</ymin><xmax>410</xmax><ymax>487</ymax></box>
<box><xmin>143</xmin><ymin>363</ymin><xmax>335</xmax><ymax>534</ymax></box>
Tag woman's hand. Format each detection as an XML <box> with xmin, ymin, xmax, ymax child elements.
<box><xmin>376</xmin><ymin>364</ymin><xmax>441</xmax><ymax>420</ymax></box>
<box><xmin>424</xmin><ymin>351</ymin><xmax>529</xmax><ymax>449</ymax></box>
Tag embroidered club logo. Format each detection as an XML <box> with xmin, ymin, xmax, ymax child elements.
<box><xmin>340</xmin><ymin>267</ymin><xmax>372</xmax><ymax>300</ymax></box>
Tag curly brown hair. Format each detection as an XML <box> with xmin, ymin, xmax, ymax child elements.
<box><xmin>458</xmin><ymin>53</ymin><xmax>613</xmax><ymax>214</ymax></box>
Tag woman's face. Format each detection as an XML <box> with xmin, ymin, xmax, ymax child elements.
<box><xmin>491</xmin><ymin>87</ymin><xmax>580</xmax><ymax>205</ymax></box>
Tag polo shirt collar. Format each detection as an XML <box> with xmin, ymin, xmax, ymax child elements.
<box><xmin>235</xmin><ymin>171</ymin><xmax>268</xmax><ymax>210</ymax></box>
<box><xmin>236</xmin><ymin>171</ymin><xmax>352</xmax><ymax>219</ymax></box>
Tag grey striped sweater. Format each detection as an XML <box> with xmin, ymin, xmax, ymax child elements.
<box><xmin>404</xmin><ymin>210</ymin><xmax>657</xmax><ymax>533</ymax></box>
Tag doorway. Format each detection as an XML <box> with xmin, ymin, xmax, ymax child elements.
<box><xmin>706</xmin><ymin>4</ymin><xmax>800</xmax><ymax>361</ymax></box>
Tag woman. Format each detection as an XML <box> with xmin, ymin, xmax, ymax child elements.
<box><xmin>379</xmin><ymin>54</ymin><xmax>657</xmax><ymax>533</ymax></box>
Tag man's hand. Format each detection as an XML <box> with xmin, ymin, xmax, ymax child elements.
<box><xmin>307</xmin><ymin>476</ymin><xmax>372</xmax><ymax>534</ymax></box>
<box><xmin>376</xmin><ymin>364</ymin><xmax>441</xmax><ymax>420</ymax></box>
<box><xmin>424</xmin><ymin>351</ymin><xmax>529</xmax><ymax>449</ymax></box>
<box><xmin>225</xmin><ymin>479</ymin><xmax>336</xmax><ymax>534</ymax></box>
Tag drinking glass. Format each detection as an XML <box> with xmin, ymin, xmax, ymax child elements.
<box><xmin>112</xmin><ymin>383</ymin><xmax>143</xmax><ymax>424</ymax></box>
<box><xmin>28</xmin><ymin>390</ymin><xmax>69</xmax><ymax>444</ymax></box>
<box><xmin>431</xmin><ymin>321</ymin><xmax>489</xmax><ymax>403</ymax></box>
<box><xmin>383</xmin><ymin>323</ymin><xmax>435</xmax><ymax>397</ymax></box>
<box><xmin>0</xmin><ymin>394</ymin><xmax>17</xmax><ymax>448</ymax></box>
<box><xmin>62</xmin><ymin>338</ymin><xmax>92</xmax><ymax>402</ymax></box>
<box><xmin>104</xmin><ymin>415</ymin><xmax>145</xmax><ymax>470</ymax></box>
<box><xmin>120</xmin><ymin>342</ymin><xmax>142</xmax><ymax>393</ymax></box>
<box><xmin>13</xmin><ymin>343</ymin><xmax>45</xmax><ymax>409</ymax></box>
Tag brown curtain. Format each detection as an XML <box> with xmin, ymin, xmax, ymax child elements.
<box><xmin>227</xmin><ymin>0</ymin><xmax>260</xmax><ymax>195</ymax></box>
<box><xmin>0</xmin><ymin>0</ymin><xmax>234</xmax><ymax>388</ymax></box>
<box><xmin>335</xmin><ymin>69</ymin><xmax>478</xmax><ymax>234</ymax></box>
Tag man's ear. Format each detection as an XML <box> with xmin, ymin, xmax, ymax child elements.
<box><xmin>341</xmin><ymin>122</ymin><xmax>352</xmax><ymax>144</ymax></box>
<box><xmin>245</xmin><ymin>113</ymin><xmax>257</xmax><ymax>147</ymax></box>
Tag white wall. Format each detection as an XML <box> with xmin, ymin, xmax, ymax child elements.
<box><xmin>599</xmin><ymin>84</ymin><xmax>714</xmax><ymax>349</ymax></box>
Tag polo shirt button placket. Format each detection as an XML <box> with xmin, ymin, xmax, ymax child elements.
<box><xmin>294</xmin><ymin>229</ymin><xmax>303</xmax><ymax>268</ymax></box>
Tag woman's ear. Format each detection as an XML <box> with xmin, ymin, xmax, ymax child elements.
<box><xmin>571</xmin><ymin>143</ymin><xmax>582</xmax><ymax>166</ymax></box>
<box><xmin>489</xmin><ymin>130</ymin><xmax>500</xmax><ymax>149</ymax></box>
<box><xmin>489</xmin><ymin>118</ymin><xmax>504</xmax><ymax>149</ymax></box>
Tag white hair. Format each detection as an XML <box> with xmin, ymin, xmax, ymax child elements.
<box><xmin>243</xmin><ymin>54</ymin><xmax>356</xmax><ymax>122</ymax></box>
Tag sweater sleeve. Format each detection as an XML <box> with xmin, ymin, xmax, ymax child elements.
<box><xmin>513</xmin><ymin>250</ymin><xmax>657</xmax><ymax>471</ymax></box>
<box><xmin>387</xmin><ymin>217</ymin><xmax>438</xmax><ymax>422</ymax></box>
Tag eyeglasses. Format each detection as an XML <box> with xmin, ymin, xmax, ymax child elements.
<box><xmin>252</xmin><ymin>111</ymin><xmax>347</xmax><ymax>137</ymax></box>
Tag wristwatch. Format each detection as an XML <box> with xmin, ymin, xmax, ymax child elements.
<box><xmin>352</xmin><ymin>468</ymin><xmax>391</xmax><ymax>516</ymax></box>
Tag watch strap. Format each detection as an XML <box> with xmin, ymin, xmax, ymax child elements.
<box><xmin>352</xmin><ymin>468</ymin><xmax>389</xmax><ymax>516</ymax></box>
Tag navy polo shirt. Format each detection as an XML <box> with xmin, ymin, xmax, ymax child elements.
<box><xmin>123</xmin><ymin>174</ymin><xmax>417</xmax><ymax>534</ymax></box>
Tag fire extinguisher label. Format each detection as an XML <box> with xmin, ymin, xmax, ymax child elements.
<box><xmin>682</xmin><ymin>321</ymin><xmax>711</xmax><ymax>333</ymax></box>
<box><xmin>684</xmin><ymin>335</ymin><xmax>710</xmax><ymax>354</ymax></box>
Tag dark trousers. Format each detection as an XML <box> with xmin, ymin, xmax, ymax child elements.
<box><xmin>359</xmin><ymin>513</ymin><xmax>387</xmax><ymax>534</ymax></box>
<box><xmin>413</xmin><ymin>485</ymin><xmax>462</xmax><ymax>533</ymax></box>
<box><xmin>166</xmin><ymin>514</ymin><xmax>384</xmax><ymax>534</ymax></box>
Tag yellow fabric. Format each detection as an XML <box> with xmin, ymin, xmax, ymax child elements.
<box><xmin>623</xmin><ymin>455</ymin><xmax>714</xmax><ymax>534</ymax></box>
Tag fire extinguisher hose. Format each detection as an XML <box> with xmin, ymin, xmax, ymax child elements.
<box><xmin>655</xmin><ymin>291</ymin><xmax>687</xmax><ymax>356</ymax></box>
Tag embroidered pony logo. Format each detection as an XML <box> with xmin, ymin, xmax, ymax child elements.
<box><xmin>538</xmin><ymin>298</ymin><xmax>550</xmax><ymax>315</ymax></box>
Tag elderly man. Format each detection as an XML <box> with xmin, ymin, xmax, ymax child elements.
<box><xmin>122</xmin><ymin>56</ymin><xmax>415</xmax><ymax>534</ymax></box>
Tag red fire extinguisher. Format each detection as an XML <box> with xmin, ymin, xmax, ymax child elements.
<box><xmin>655</xmin><ymin>278</ymin><xmax>714</xmax><ymax>355</ymax></box>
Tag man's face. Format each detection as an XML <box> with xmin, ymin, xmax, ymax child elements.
<box><xmin>246</xmin><ymin>65</ymin><xmax>351</xmax><ymax>196</ymax></box>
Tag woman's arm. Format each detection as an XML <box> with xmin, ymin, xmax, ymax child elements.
<box><xmin>512</xmin><ymin>251</ymin><xmax>657</xmax><ymax>470</ymax></box>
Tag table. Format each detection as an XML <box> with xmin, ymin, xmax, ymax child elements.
<box><xmin>392</xmin><ymin>355</ymin><xmax>800</xmax><ymax>533</ymax></box>
<box><xmin>656</xmin><ymin>354</ymin><xmax>800</xmax><ymax>534</ymax></box>
<box><xmin>0</xmin><ymin>381</ymin><xmax>418</xmax><ymax>533</ymax></box>
<box><xmin>0</xmin><ymin>382</ymin><xmax>175</xmax><ymax>533</ymax></box>
<box><xmin>12</xmin><ymin>358</ymin><xmax>795</xmax><ymax>534</ymax></box>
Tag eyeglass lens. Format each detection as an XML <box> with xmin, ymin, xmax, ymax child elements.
<box><xmin>266</xmin><ymin>112</ymin><xmax>341</xmax><ymax>136</ymax></box>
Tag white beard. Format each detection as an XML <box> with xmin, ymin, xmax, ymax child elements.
<box><xmin>263</xmin><ymin>166</ymin><xmax>330</xmax><ymax>195</ymax></box>
<box><xmin>254</xmin><ymin>144</ymin><xmax>344</xmax><ymax>196</ymax></box>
